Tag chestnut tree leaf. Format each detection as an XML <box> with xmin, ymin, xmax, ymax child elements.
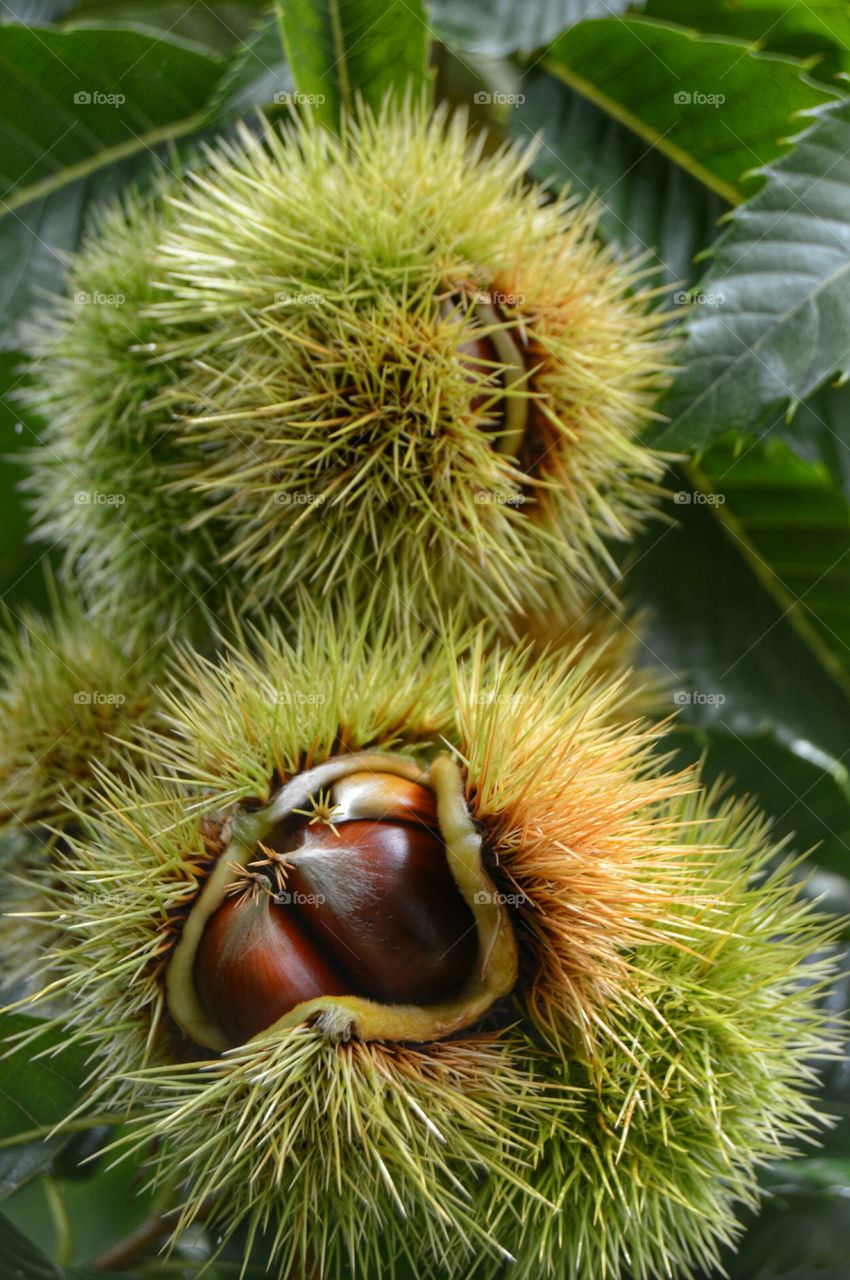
<box><xmin>274</xmin><ymin>0</ymin><xmax>430</xmax><ymax>132</ymax></box>
<box><xmin>541</xmin><ymin>17</ymin><xmax>834</xmax><ymax>202</ymax></box>
<box><xmin>56</xmin><ymin>0</ymin><xmax>268</xmax><ymax>56</ymax></box>
<box><xmin>0</xmin><ymin>1209</ymin><xmax>63</xmax><ymax>1279</ymax></box>
<box><xmin>0</xmin><ymin>1014</ymin><xmax>92</xmax><ymax>1199</ymax></box>
<box><xmin>208</xmin><ymin>15</ymin><xmax>292</xmax><ymax>116</ymax></box>
<box><xmin>644</xmin><ymin>0</ymin><xmax>850</xmax><ymax>85</ymax></box>
<box><xmin>512</xmin><ymin>67</ymin><xmax>726</xmax><ymax>292</ymax></box>
<box><xmin>511</xmin><ymin>20</ymin><xmax>833</xmax><ymax>298</ymax></box>
<box><xmin>694</xmin><ymin>435</ymin><xmax>850</xmax><ymax>685</ymax></box>
<box><xmin>627</xmin><ymin>484</ymin><xmax>850</xmax><ymax>887</ymax></box>
<box><xmin>0</xmin><ymin>27</ymin><xmax>223</xmax><ymax>215</ymax></box>
<box><xmin>0</xmin><ymin>1204</ymin><xmax>146</xmax><ymax>1280</ymax></box>
<box><xmin>655</xmin><ymin>95</ymin><xmax>850</xmax><ymax>452</ymax></box>
<box><xmin>0</xmin><ymin>25</ymin><xmax>226</xmax><ymax>349</ymax></box>
<box><xmin>427</xmin><ymin>0</ymin><xmax>632</xmax><ymax>57</ymax></box>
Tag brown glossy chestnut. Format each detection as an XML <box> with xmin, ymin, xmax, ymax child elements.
<box><xmin>194</xmin><ymin>892</ymin><xmax>350</xmax><ymax>1044</ymax></box>
<box><xmin>283</xmin><ymin>817</ymin><xmax>478</xmax><ymax>1005</ymax></box>
<box><xmin>193</xmin><ymin>772</ymin><xmax>479</xmax><ymax>1043</ymax></box>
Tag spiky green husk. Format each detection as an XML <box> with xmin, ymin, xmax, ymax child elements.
<box><xmin>0</xmin><ymin>598</ymin><xmax>161</xmax><ymax>990</ymax></box>
<box><xmin>15</xmin><ymin>607</ymin><xmax>841</xmax><ymax>1280</ymax></box>
<box><xmin>21</xmin><ymin>180</ymin><xmax>220</xmax><ymax>640</ymax></box>
<box><xmin>486</xmin><ymin>792</ymin><xmax>839</xmax><ymax>1280</ymax></box>
<box><xmin>25</xmin><ymin>104</ymin><xmax>670</xmax><ymax>633</ymax></box>
<box><xmin>0</xmin><ymin>597</ymin><xmax>158</xmax><ymax>835</ymax></box>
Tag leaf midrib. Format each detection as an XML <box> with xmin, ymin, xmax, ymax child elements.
<box><xmin>0</xmin><ymin>109</ymin><xmax>212</xmax><ymax>218</ymax></box>
<box><xmin>541</xmin><ymin>54</ymin><xmax>743</xmax><ymax>205</ymax></box>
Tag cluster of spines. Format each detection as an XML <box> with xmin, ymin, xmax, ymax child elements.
<box><xmin>22</xmin><ymin>103</ymin><xmax>672</xmax><ymax>634</ymax></box>
<box><xmin>12</xmin><ymin>608</ymin><xmax>841</xmax><ymax>1278</ymax></box>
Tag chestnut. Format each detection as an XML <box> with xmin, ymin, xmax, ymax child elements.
<box><xmin>192</xmin><ymin>770</ymin><xmax>479</xmax><ymax>1043</ymax></box>
<box><xmin>282</xmin><ymin>817</ymin><xmax>478</xmax><ymax>1005</ymax></box>
<box><xmin>195</xmin><ymin>892</ymin><xmax>350</xmax><ymax>1044</ymax></box>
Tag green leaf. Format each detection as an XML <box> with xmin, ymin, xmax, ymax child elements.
<box><xmin>645</xmin><ymin>0</ymin><xmax>850</xmax><ymax>85</ymax></box>
<box><xmin>512</xmin><ymin>67</ymin><xmax>726</xmax><ymax>291</ymax></box>
<box><xmin>60</xmin><ymin>0</ymin><xmax>268</xmax><ymax>56</ymax></box>
<box><xmin>209</xmin><ymin>16</ymin><xmax>292</xmax><ymax>117</ymax></box>
<box><xmin>3</xmin><ymin>1128</ymin><xmax>157</xmax><ymax>1269</ymax></box>
<box><xmin>0</xmin><ymin>26</ymin><xmax>225</xmax><ymax>346</ymax></box>
<box><xmin>720</xmin><ymin>1182</ymin><xmax>850</xmax><ymax>1279</ymax></box>
<box><xmin>0</xmin><ymin>1201</ymin><xmax>147</xmax><ymax>1279</ymax></box>
<box><xmin>428</xmin><ymin>0</ymin><xmax>632</xmax><ymax>57</ymax></box>
<box><xmin>655</xmin><ymin>95</ymin><xmax>850</xmax><ymax>452</ymax></box>
<box><xmin>542</xmin><ymin>17</ymin><xmax>835</xmax><ymax>203</ymax></box>
<box><xmin>692</xmin><ymin>438</ymin><xmax>850</xmax><ymax>694</ymax></box>
<box><xmin>772</xmin><ymin>377</ymin><xmax>850</xmax><ymax>505</ymax></box>
<box><xmin>275</xmin><ymin>0</ymin><xmax>430</xmax><ymax>131</ymax></box>
<box><xmin>512</xmin><ymin>20</ymin><xmax>832</xmax><ymax>300</ymax></box>
<box><xmin>628</xmin><ymin>484</ymin><xmax>850</xmax><ymax>876</ymax></box>
<box><xmin>0</xmin><ymin>1209</ymin><xmax>63</xmax><ymax>1279</ymax></box>
<box><xmin>0</xmin><ymin>1014</ymin><xmax>92</xmax><ymax>1200</ymax></box>
<box><xmin>0</xmin><ymin>27</ymin><xmax>223</xmax><ymax>212</ymax></box>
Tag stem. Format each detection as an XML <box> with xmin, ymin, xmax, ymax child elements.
<box><xmin>0</xmin><ymin>1111</ymin><xmax>136</xmax><ymax>1151</ymax></box>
